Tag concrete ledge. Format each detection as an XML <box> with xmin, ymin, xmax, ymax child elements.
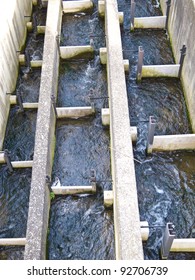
<box><xmin>132</xmin><ymin>16</ymin><xmax>166</xmax><ymax>30</ymax></box>
<box><xmin>105</xmin><ymin>0</ymin><xmax>143</xmax><ymax>259</ymax></box>
<box><xmin>140</xmin><ymin>221</ymin><xmax>149</xmax><ymax>242</ymax></box>
<box><xmin>37</xmin><ymin>26</ymin><xmax>46</xmax><ymax>34</ymax></box>
<box><xmin>0</xmin><ymin>153</ymin><xmax>5</xmax><ymax>163</ymax></box>
<box><xmin>11</xmin><ymin>161</ymin><xmax>33</xmax><ymax>168</ymax></box>
<box><xmin>101</xmin><ymin>108</ymin><xmax>110</xmax><ymax>126</ymax></box>
<box><xmin>18</xmin><ymin>55</ymin><xmax>43</xmax><ymax>68</ymax></box>
<box><xmin>170</xmin><ymin>239</ymin><xmax>195</xmax><ymax>252</ymax></box>
<box><xmin>9</xmin><ymin>99</ymin><xmax>94</xmax><ymax>118</ymax></box>
<box><xmin>24</xmin><ymin>0</ymin><xmax>62</xmax><ymax>260</ymax></box>
<box><xmin>56</xmin><ymin>106</ymin><xmax>95</xmax><ymax>119</ymax></box>
<box><xmin>98</xmin><ymin>0</ymin><xmax>105</xmax><ymax>17</ymax></box>
<box><xmin>104</xmin><ymin>190</ymin><xmax>113</xmax><ymax>207</ymax></box>
<box><xmin>52</xmin><ymin>185</ymin><xmax>96</xmax><ymax>195</ymax></box>
<box><xmin>60</xmin><ymin>46</ymin><xmax>94</xmax><ymax>59</ymax></box>
<box><xmin>0</xmin><ymin>238</ymin><xmax>26</xmax><ymax>246</ymax></box>
<box><xmin>0</xmin><ymin>153</ymin><xmax>33</xmax><ymax>168</ymax></box>
<box><xmin>100</xmin><ymin>48</ymin><xmax>129</xmax><ymax>72</ymax></box>
<box><xmin>152</xmin><ymin>134</ymin><xmax>195</xmax><ymax>151</ymax></box>
<box><xmin>101</xmin><ymin>108</ymin><xmax>137</xmax><ymax>142</ymax></box>
<box><xmin>63</xmin><ymin>0</ymin><xmax>93</xmax><ymax>13</ymax></box>
<box><xmin>27</xmin><ymin>23</ymin><xmax>46</xmax><ymax>34</ymax></box>
<box><xmin>142</xmin><ymin>65</ymin><xmax>180</xmax><ymax>78</ymax></box>
<box><xmin>98</xmin><ymin>1</ymin><xmax>123</xmax><ymax>24</ymax></box>
<box><xmin>30</xmin><ymin>60</ymin><xmax>43</xmax><ymax>68</ymax></box>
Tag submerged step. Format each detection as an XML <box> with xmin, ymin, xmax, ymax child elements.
<box><xmin>152</xmin><ymin>134</ymin><xmax>195</xmax><ymax>152</ymax></box>
<box><xmin>170</xmin><ymin>239</ymin><xmax>195</xmax><ymax>252</ymax></box>
<box><xmin>63</xmin><ymin>0</ymin><xmax>94</xmax><ymax>13</ymax></box>
<box><xmin>26</xmin><ymin>22</ymin><xmax>46</xmax><ymax>34</ymax></box>
<box><xmin>9</xmin><ymin>97</ymin><xmax>94</xmax><ymax>118</ymax></box>
<box><xmin>0</xmin><ymin>238</ymin><xmax>26</xmax><ymax>246</ymax></box>
<box><xmin>18</xmin><ymin>55</ymin><xmax>42</xmax><ymax>68</ymax></box>
<box><xmin>60</xmin><ymin>46</ymin><xmax>94</xmax><ymax>59</ymax></box>
<box><xmin>52</xmin><ymin>184</ymin><xmax>96</xmax><ymax>195</ymax></box>
<box><xmin>142</xmin><ymin>65</ymin><xmax>180</xmax><ymax>78</ymax></box>
<box><xmin>40</xmin><ymin>0</ymin><xmax>94</xmax><ymax>13</ymax></box>
<box><xmin>131</xmin><ymin>16</ymin><xmax>166</xmax><ymax>30</ymax></box>
<box><xmin>56</xmin><ymin>106</ymin><xmax>95</xmax><ymax>119</ymax></box>
<box><xmin>0</xmin><ymin>152</ymin><xmax>33</xmax><ymax>169</ymax></box>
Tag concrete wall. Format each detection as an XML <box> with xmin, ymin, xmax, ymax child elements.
<box><xmin>0</xmin><ymin>0</ymin><xmax>32</xmax><ymax>150</ymax></box>
<box><xmin>160</xmin><ymin>0</ymin><xmax>195</xmax><ymax>132</ymax></box>
<box><xmin>24</xmin><ymin>0</ymin><xmax>62</xmax><ymax>260</ymax></box>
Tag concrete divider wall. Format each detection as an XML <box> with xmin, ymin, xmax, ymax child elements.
<box><xmin>160</xmin><ymin>0</ymin><xmax>195</xmax><ymax>132</ymax></box>
<box><xmin>24</xmin><ymin>0</ymin><xmax>62</xmax><ymax>260</ymax></box>
<box><xmin>0</xmin><ymin>0</ymin><xmax>32</xmax><ymax>150</ymax></box>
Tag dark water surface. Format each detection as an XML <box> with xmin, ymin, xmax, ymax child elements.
<box><xmin>0</xmin><ymin>6</ymin><xmax>46</xmax><ymax>259</ymax></box>
<box><xmin>0</xmin><ymin>0</ymin><xmax>194</xmax><ymax>260</ymax></box>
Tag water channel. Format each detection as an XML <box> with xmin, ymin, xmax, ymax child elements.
<box><xmin>0</xmin><ymin>0</ymin><xmax>194</xmax><ymax>260</ymax></box>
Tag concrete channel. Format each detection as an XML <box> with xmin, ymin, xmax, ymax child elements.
<box><xmin>0</xmin><ymin>0</ymin><xmax>195</xmax><ymax>259</ymax></box>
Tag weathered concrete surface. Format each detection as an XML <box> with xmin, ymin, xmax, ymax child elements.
<box><xmin>142</xmin><ymin>64</ymin><xmax>180</xmax><ymax>78</ymax></box>
<box><xmin>101</xmin><ymin>108</ymin><xmax>137</xmax><ymax>142</ymax></box>
<box><xmin>98</xmin><ymin>0</ymin><xmax>123</xmax><ymax>24</ymax></box>
<box><xmin>105</xmin><ymin>0</ymin><xmax>143</xmax><ymax>260</ymax></box>
<box><xmin>153</xmin><ymin>134</ymin><xmax>195</xmax><ymax>151</ymax></box>
<box><xmin>24</xmin><ymin>0</ymin><xmax>62</xmax><ymax>260</ymax></box>
<box><xmin>104</xmin><ymin>190</ymin><xmax>113</xmax><ymax>207</ymax></box>
<box><xmin>60</xmin><ymin>46</ymin><xmax>94</xmax><ymax>60</ymax></box>
<box><xmin>11</xmin><ymin>161</ymin><xmax>33</xmax><ymax>168</ymax></box>
<box><xmin>63</xmin><ymin>0</ymin><xmax>93</xmax><ymax>13</ymax></box>
<box><xmin>30</xmin><ymin>60</ymin><xmax>43</xmax><ymax>68</ymax></box>
<box><xmin>133</xmin><ymin>16</ymin><xmax>166</xmax><ymax>29</ymax></box>
<box><xmin>0</xmin><ymin>238</ymin><xmax>26</xmax><ymax>246</ymax></box>
<box><xmin>56</xmin><ymin>106</ymin><xmax>95</xmax><ymax>119</ymax></box>
<box><xmin>160</xmin><ymin>0</ymin><xmax>195</xmax><ymax>132</ymax></box>
<box><xmin>100</xmin><ymin>48</ymin><xmax>129</xmax><ymax>71</ymax></box>
<box><xmin>0</xmin><ymin>0</ymin><xmax>32</xmax><ymax>150</ymax></box>
<box><xmin>52</xmin><ymin>185</ymin><xmax>96</xmax><ymax>195</ymax></box>
<box><xmin>140</xmin><ymin>221</ymin><xmax>149</xmax><ymax>242</ymax></box>
<box><xmin>170</xmin><ymin>239</ymin><xmax>195</xmax><ymax>252</ymax></box>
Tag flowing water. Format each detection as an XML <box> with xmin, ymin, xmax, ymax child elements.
<box><xmin>0</xmin><ymin>0</ymin><xmax>194</xmax><ymax>260</ymax></box>
<box><xmin>0</xmin><ymin>6</ymin><xmax>46</xmax><ymax>259</ymax></box>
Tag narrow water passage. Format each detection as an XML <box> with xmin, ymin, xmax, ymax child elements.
<box><xmin>0</xmin><ymin>6</ymin><xmax>46</xmax><ymax>259</ymax></box>
<box><xmin>47</xmin><ymin>9</ymin><xmax>115</xmax><ymax>258</ymax></box>
<box><xmin>121</xmin><ymin>0</ymin><xmax>195</xmax><ymax>259</ymax></box>
<box><xmin>1</xmin><ymin>0</ymin><xmax>195</xmax><ymax>260</ymax></box>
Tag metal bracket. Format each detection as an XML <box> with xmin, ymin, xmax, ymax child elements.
<box><xmin>16</xmin><ymin>92</ymin><xmax>24</xmax><ymax>112</ymax></box>
<box><xmin>161</xmin><ymin>222</ymin><xmax>176</xmax><ymax>259</ymax></box>
<box><xmin>56</xmin><ymin>34</ymin><xmax>61</xmax><ymax>55</ymax></box>
<box><xmin>137</xmin><ymin>46</ymin><xmax>144</xmax><ymax>81</ymax></box>
<box><xmin>4</xmin><ymin>150</ymin><xmax>13</xmax><ymax>173</ymax></box>
<box><xmin>45</xmin><ymin>175</ymin><xmax>52</xmax><ymax>192</ymax></box>
<box><xmin>130</xmin><ymin>0</ymin><xmax>136</xmax><ymax>31</ymax></box>
<box><xmin>147</xmin><ymin>116</ymin><xmax>156</xmax><ymax>154</ymax></box>
<box><xmin>25</xmin><ymin>50</ymin><xmax>32</xmax><ymax>73</ymax></box>
<box><xmin>178</xmin><ymin>44</ymin><xmax>187</xmax><ymax>78</ymax></box>
<box><xmin>165</xmin><ymin>0</ymin><xmax>171</xmax><ymax>31</ymax></box>
<box><xmin>51</xmin><ymin>95</ymin><xmax>58</xmax><ymax>117</ymax></box>
<box><xmin>32</xmin><ymin>14</ymin><xmax>38</xmax><ymax>38</ymax></box>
